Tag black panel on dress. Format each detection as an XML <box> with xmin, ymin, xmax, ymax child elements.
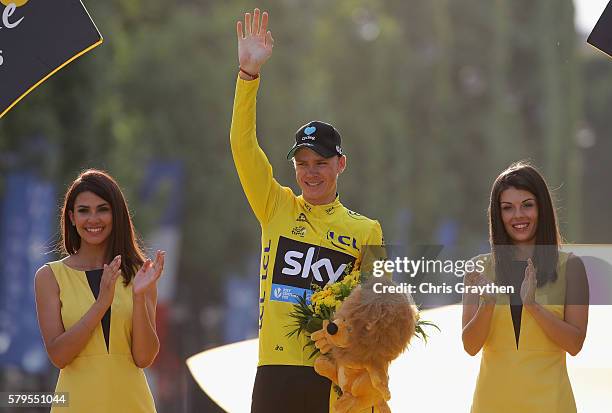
<box><xmin>509</xmin><ymin>261</ymin><xmax>528</xmax><ymax>349</ymax></box>
<box><xmin>85</xmin><ymin>269</ymin><xmax>111</xmax><ymax>352</ymax></box>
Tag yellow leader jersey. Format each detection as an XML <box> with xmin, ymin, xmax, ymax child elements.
<box><xmin>230</xmin><ymin>76</ymin><xmax>384</xmax><ymax>367</ymax></box>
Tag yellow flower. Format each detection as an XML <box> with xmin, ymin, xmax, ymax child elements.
<box><xmin>310</xmin><ymin>269</ymin><xmax>361</xmax><ymax>318</ymax></box>
<box><xmin>341</xmin><ymin>271</ymin><xmax>358</xmax><ymax>286</ymax></box>
<box><xmin>314</xmin><ymin>289</ymin><xmax>333</xmax><ymax>303</ymax></box>
<box><xmin>323</xmin><ymin>296</ymin><xmax>337</xmax><ymax>308</ymax></box>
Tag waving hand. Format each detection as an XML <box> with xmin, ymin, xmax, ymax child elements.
<box><xmin>237</xmin><ymin>8</ymin><xmax>274</xmax><ymax>76</ymax></box>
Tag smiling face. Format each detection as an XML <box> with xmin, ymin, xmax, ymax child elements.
<box><xmin>499</xmin><ymin>186</ymin><xmax>538</xmax><ymax>245</ymax></box>
<box><xmin>293</xmin><ymin>148</ymin><xmax>346</xmax><ymax>205</ymax></box>
<box><xmin>68</xmin><ymin>191</ymin><xmax>113</xmax><ymax>248</ymax></box>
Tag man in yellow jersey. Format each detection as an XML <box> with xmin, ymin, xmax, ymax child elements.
<box><xmin>231</xmin><ymin>8</ymin><xmax>384</xmax><ymax>413</ymax></box>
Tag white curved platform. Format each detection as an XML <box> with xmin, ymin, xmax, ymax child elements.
<box><xmin>187</xmin><ymin>305</ymin><xmax>612</xmax><ymax>412</ymax></box>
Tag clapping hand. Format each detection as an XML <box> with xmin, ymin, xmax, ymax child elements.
<box><xmin>465</xmin><ymin>270</ymin><xmax>496</xmax><ymax>304</ymax></box>
<box><xmin>237</xmin><ymin>8</ymin><xmax>274</xmax><ymax>76</ymax></box>
<box><xmin>133</xmin><ymin>250</ymin><xmax>166</xmax><ymax>298</ymax></box>
<box><xmin>520</xmin><ymin>258</ymin><xmax>537</xmax><ymax>305</ymax></box>
<box><xmin>98</xmin><ymin>255</ymin><xmax>122</xmax><ymax>308</ymax></box>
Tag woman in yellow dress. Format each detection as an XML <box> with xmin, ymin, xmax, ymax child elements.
<box><xmin>34</xmin><ymin>169</ymin><xmax>165</xmax><ymax>412</ymax></box>
<box><xmin>462</xmin><ymin>162</ymin><xmax>589</xmax><ymax>413</ymax></box>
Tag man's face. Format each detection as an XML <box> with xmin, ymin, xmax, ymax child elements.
<box><xmin>293</xmin><ymin>148</ymin><xmax>346</xmax><ymax>205</ymax></box>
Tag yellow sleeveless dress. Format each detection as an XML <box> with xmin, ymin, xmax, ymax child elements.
<box><xmin>48</xmin><ymin>260</ymin><xmax>156</xmax><ymax>413</ymax></box>
<box><xmin>471</xmin><ymin>252</ymin><xmax>576</xmax><ymax>413</ymax></box>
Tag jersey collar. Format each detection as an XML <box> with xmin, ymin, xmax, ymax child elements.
<box><xmin>298</xmin><ymin>194</ymin><xmax>342</xmax><ymax>217</ymax></box>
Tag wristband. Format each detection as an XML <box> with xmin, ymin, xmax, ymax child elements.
<box><xmin>239</xmin><ymin>67</ymin><xmax>259</xmax><ymax>80</ymax></box>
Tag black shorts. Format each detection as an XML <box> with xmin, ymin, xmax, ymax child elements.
<box><xmin>251</xmin><ymin>365</ymin><xmax>331</xmax><ymax>413</ymax></box>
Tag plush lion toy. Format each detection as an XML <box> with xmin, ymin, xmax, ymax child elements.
<box><xmin>311</xmin><ymin>277</ymin><xmax>418</xmax><ymax>413</ymax></box>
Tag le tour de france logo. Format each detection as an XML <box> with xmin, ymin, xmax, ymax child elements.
<box><xmin>0</xmin><ymin>0</ymin><xmax>27</xmax><ymax>66</ymax></box>
<box><xmin>1</xmin><ymin>0</ymin><xmax>28</xmax><ymax>5</ymax></box>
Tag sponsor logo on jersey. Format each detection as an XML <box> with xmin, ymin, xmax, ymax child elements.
<box><xmin>325</xmin><ymin>206</ymin><xmax>336</xmax><ymax>215</ymax></box>
<box><xmin>347</xmin><ymin>209</ymin><xmax>365</xmax><ymax>220</ymax></box>
<box><xmin>296</xmin><ymin>212</ymin><xmax>309</xmax><ymax>223</ymax></box>
<box><xmin>270</xmin><ymin>236</ymin><xmax>356</xmax><ymax>303</ymax></box>
<box><xmin>292</xmin><ymin>226</ymin><xmax>306</xmax><ymax>237</ymax></box>
<box><xmin>273</xmin><ymin>287</ymin><xmax>283</xmax><ymax>299</ymax></box>
<box><xmin>327</xmin><ymin>230</ymin><xmax>359</xmax><ymax>251</ymax></box>
<box><xmin>259</xmin><ymin>239</ymin><xmax>272</xmax><ymax>330</ymax></box>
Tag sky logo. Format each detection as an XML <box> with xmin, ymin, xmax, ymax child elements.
<box><xmin>282</xmin><ymin>247</ymin><xmax>347</xmax><ymax>284</ymax></box>
<box><xmin>271</xmin><ymin>237</ymin><xmax>356</xmax><ymax>301</ymax></box>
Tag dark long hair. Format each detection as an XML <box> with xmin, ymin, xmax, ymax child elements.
<box><xmin>488</xmin><ymin>161</ymin><xmax>561</xmax><ymax>287</ymax></box>
<box><xmin>60</xmin><ymin>169</ymin><xmax>145</xmax><ymax>285</ymax></box>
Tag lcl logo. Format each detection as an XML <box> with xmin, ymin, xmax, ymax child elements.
<box><xmin>327</xmin><ymin>230</ymin><xmax>359</xmax><ymax>251</ymax></box>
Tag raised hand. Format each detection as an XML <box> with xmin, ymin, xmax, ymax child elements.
<box><xmin>520</xmin><ymin>258</ymin><xmax>537</xmax><ymax>305</ymax></box>
<box><xmin>98</xmin><ymin>255</ymin><xmax>122</xmax><ymax>309</ymax></box>
<box><xmin>133</xmin><ymin>250</ymin><xmax>166</xmax><ymax>298</ymax></box>
<box><xmin>236</xmin><ymin>8</ymin><xmax>274</xmax><ymax>76</ymax></box>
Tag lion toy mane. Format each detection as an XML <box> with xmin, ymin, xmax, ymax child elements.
<box><xmin>311</xmin><ymin>277</ymin><xmax>418</xmax><ymax>413</ymax></box>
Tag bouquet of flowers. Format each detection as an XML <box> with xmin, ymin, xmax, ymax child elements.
<box><xmin>287</xmin><ymin>265</ymin><xmax>439</xmax><ymax>358</ymax></box>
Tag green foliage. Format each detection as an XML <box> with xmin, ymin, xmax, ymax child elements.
<box><xmin>0</xmin><ymin>0</ymin><xmax>598</xmax><ymax>339</ymax></box>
